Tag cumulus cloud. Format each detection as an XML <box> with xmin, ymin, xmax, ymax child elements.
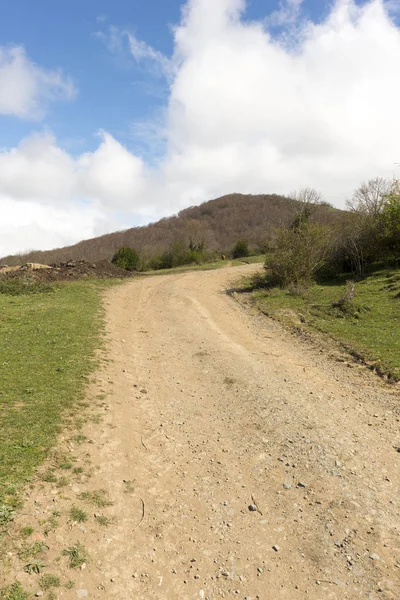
<box><xmin>0</xmin><ymin>46</ymin><xmax>75</xmax><ymax>120</ymax></box>
<box><xmin>0</xmin><ymin>131</ymin><xmax>148</xmax><ymax>209</ymax></box>
<box><xmin>3</xmin><ymin>0</ymin><xmax>400</xmax><ymax>256</ymax></box>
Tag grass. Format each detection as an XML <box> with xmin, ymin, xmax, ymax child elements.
<box><xmin>245</xmin><ymin>268</ymin><xmax>400</xmax><ymax>381</ymax></box>
<box><xmin>69</xmin><ymin>506</ymin><xmax>88</xmax><ymax>523</ymax></box>
<box><xmin>20</xmin><ymin>526</ymin><xmax>34</xmax><ymax>538</ymax></box>
<box><xmin>0</xmin><ymin>279</ymin><xmax>117</xmax><ymax>532</ymax></box>
<box><xmin>18</xmin><ymin>540</ymin><xmax>47</xmax><ymax>561</ymax></box>
<box><xmin>39</xmin><ymin>574</ymin><xmax>60</xmax><ymax>590</ymax></box>
<box><xmin>80</xmin><ymin>489</ymin><xmax>112</xmax><ymax>508</ymax></box>
<box><xmin>95</xmin><ymin>515</ymin><xmax>114</xmax><ymax>526</ymax></box>
<box><xmin>62</xmin><ymin>542</ymin><xmax>88</xmax><ymax>569</ymax></box>
<box><xmin>0</xmin><ymin>582</ymin><xmax>30</xmax><ymax>600</ymax></box>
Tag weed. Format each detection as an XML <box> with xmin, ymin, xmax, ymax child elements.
<box><xmin>69</xmin><ymin>507</ymin><xmax>88</xmax><ymax>523</ymax></box>
<box><xmin>73</xmin><ymin>434</ymin><xmax>87</xmax><ymax>444</ymax></box>
<box><xmin>64</xmin><ymin>580</ymin><xmax>75</xmax><ymax>589</ymax></box>
<box><xmin>20</xmin><ymin>526</ymin><xmax>34</xmax><ymax>538</ymax></box>
<box><xmin>58</xmin><ymin>462</ymin><xmax>73</xmax><ymax>470</ymax></box>
<box><xmin>18</xmin><ymin>540</ymin><xmax>47</xmax><ymax>561</ymax></box>
<box><xmin>0</xmin><ymin>581</ymin><xmax>29</xmax><ymax>600</ymax></box>
<box><xmin>44</xmin><ymin>514</ymin><xmax>59</xmax><ymax>534</ymax></box>
<box><xmin>56</xmin><ymin>476</ymin><xmax>69</xmax><ymax>488</ymax></box>
<box><xmin>0</xmin><ymin>504</ymin><xmax>14</xmax><ymax>530</ymax></box>
<box><xmin>90</xmin><ymin>413</ymin><xmax>103</xmax><ymax>424</ymax></box>
<box><xmin>72</xmin><ymin>467</ymin><xmax>83</xmax><ymax>475</ymax></box>
<box><xmin>122</xmin><ymin>480</ymin><xmax>134</xmax><ymax>494</ymax></box>
<box><xmin>39</xmin><ymin>574</ymin><xmax>60</xmax><ymax>589</ymax></box>
<box><xmin>96</xmin><ymin>515</ymin><xmax>114</xmax><ymax>526</ymax></box>
<box><xmin>62</xmin><ymin>542</ymin><xmax>88</xmax><ymax>569</ymax></box>
<box><xmin>47</xmin><ymin>591</ymin><xmax>57</xmax><ymax>600</ymax></box>
<box><xmin>41</xmin><ymin>470</ymin><xmax>57</xmax><ymax>484</ymax></box>
<box><xmin>80</xmin><ymin>489</ymin><xmax>112</xmax><ymax>508</ymax></box>
<box><xmin>24</xmin><ymin>560</ymin><xmax>45</xmax><ymax>574</ymax></box>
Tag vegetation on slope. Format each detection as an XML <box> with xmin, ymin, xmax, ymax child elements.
<box><xmin>0</xmin><ymin>193</ymin><xmax>341</xmax><ymax>266</ymax></box>
<box><xmin>240</xmin><ymin>180</ymin><xmax>400</xmax><ymax>381</ymax></box>
<box><xmin>244</xmin><ymin>268</ymin><xmax>400</xmax><ymax>381</ymax></box>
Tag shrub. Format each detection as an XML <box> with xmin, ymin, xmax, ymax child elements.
<box><xmin>111</xmin><ymin>247</ymin><xmax>140</xmax><ymax>271</ymax></box>
<box><xmin>266</xmin><ymin>223</ymin><xmax>332</xmax><ymax>289</ymax></box>
<box><xmin>232</xmin><ymin>240</ymin><xmax>249</xmax><ymax>259</ymax></box>
<box><xmin>146</xmin><ymin>240</ymin><xmax>210</xmax><ymax>270</ymax></box>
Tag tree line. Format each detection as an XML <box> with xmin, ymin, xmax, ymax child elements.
<box><xmin>264</xmin><ymin>179</ymin><xmax>400</xmax><ymax>290</ymax></box>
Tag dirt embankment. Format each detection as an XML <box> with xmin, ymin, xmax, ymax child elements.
<box><xmin>0</xmin><ymin>260</ymin><xmax>133</xmax><ymax>282</ymax></box>
<box><xmin>1</xmin><ymin>264</ymin><xmax>399</xmax><ymax>600</ymax></box>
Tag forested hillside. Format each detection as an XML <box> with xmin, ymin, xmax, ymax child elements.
<box><xmin>1</xmin><ymin>193</ymin><xmax>341</xmax><ymax>266</ymax></box>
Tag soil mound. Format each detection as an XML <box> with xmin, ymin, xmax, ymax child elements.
<box><xmin>0</xmin><ymin>260</ymin><xmax>133</xmax><ymax>282</ymax></box>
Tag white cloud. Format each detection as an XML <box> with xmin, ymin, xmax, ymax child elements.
<box><xmin>3</xmin><ymin>0</ymin><xmax>400</xmax><ymax>257</ymax></box>
<box><xmin>0</xmin><ymin>130</ymin><xmax>148</xmax><ymax>209</ymax></box>
<box><xmin>265</xmin><ymin>0</ymin><xmax>304</xmax><ymax>27</ymax></box>
<box><xmin>0</xmin><ymin>196</ymin><xmax>106</xmax><ymax>258</ymax></box>
<box><xmin>96</xmin><ymin>26</ymin><xmax>173</xmax><ymax>78</ymax></box>
<box><xmin>0</xmin><ymin>46</ymin><xmax>75</xmax><ymax>120</ymax></box>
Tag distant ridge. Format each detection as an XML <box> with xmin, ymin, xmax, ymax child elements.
<box><xmin>1</xmin><ymin>193</ymin><xmax>342</xmax><ymax>265</ymax></box>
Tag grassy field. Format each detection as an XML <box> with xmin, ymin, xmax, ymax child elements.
<box><xmin>245</xmin><ymin>268</ymin><xmax>400</xmax><ymax>381</ymax></box>
<box><xmin>0</xmin><ymin>279</ymin><xmax>116</xmax><ymax>531</ymax></box>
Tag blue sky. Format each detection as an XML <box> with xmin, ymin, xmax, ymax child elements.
<box><xmin>1</xmin><ymin>0</ymin><xmax>400</xmax><ymax>256</ymax></box>
<box><xmin>0</xmin><ymin>0</ymin><xmax>339</xmax><ymax>152</ymax></box>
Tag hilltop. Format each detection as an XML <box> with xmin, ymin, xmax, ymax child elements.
<box><xmin>1</xmin><ymin>193</ymin><xmax>342</xmax><ymax>266</ymax></box>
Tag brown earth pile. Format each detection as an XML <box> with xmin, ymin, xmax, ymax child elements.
<box><xmin>0</xmin><ymin>259</ymin><xmax>133</xmax><ymax>282</ymax></box>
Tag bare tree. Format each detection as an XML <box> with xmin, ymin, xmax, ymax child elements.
<box><xmin>346</xmin><ymin>177</ymin><xmax>391</xmax><ymax>217</ymax></box>
<box><xmin>289</xmin><ymin>187</ymin><xmax>324</xmax><ymax>229</ymax></box>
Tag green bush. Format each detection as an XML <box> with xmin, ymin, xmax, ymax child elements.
<box><xmin>232</xmin><ymin>240</ymin><xmax>249</xmax><ymax>259</ymax></box>
<box><xmin>266</xmin><ymin>223</ymin><xmax>332</xmax><ymax>289</ymax></box>
<box><xmin>147</xmin><ymin>241</ymin><xmax>210</xmax><ymax>270</ymax></box>
<box><xmin>111</xmin><ymin>247</ymin><xmax>140</xmax><ymax>271</ymax></box>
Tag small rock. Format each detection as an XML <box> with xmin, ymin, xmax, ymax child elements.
<box><xmin>369</xmin><ymin>553</ymin><xmax>381</xmax><ymax>561</ymax></box>
<box><xmin>248</xmin><ymin>504</ymin><xmax>257</xmax><ymax>512</ymax></box>
<box><xmin>272</xmin><ymin>545</ymin><xmax>280</xmax><ymax>552</ymax></box>
<box><xmin>132</xmin><ymin>573</ymin><xmax>139</xmax><ymax>578</ymax></box>
<box><xmin>297</xmin><ymin>482</ymin><xmax>307</xmax><ymax>488</ymax></box>
<box><xmin>77</xmin><ymin>591</ymin><xmax>88</xmax><ymax>598</ymax></box>
<box><xmin>35</xmin><ymin>593</ymin><xmax>44</xmax><ymax>598</ymax></box>
<box><xmin>140</xmin><ymin>389</ymin><xmax>148</xmax><ymax>394</ymax></box>
<box><xmin>283</xmin><ymin>483</ymin><xmax>292</xmax><ymax>490</ymax></box>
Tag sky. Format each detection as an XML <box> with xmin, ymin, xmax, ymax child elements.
<box><xmin>1</xmin><ymin>0</ymin><xmax>400</xmax><ymax>257</ymax></box>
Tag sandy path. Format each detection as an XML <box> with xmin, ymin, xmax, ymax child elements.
<box><xmin>2</xmin><ymin>264</ymin><xmax>400</xmax><ymax>599</ymax></box>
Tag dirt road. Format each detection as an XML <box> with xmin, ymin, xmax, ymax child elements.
<box><xmin>2</xmin><ymin>264</ymin><xmax>400</xmax><ymax>599</ymax></box>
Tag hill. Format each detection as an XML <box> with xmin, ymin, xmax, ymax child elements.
<box><xmin>0</xmin><ymin>193</ymin><xmax>342</xmax><ymax>266</ymax></box>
